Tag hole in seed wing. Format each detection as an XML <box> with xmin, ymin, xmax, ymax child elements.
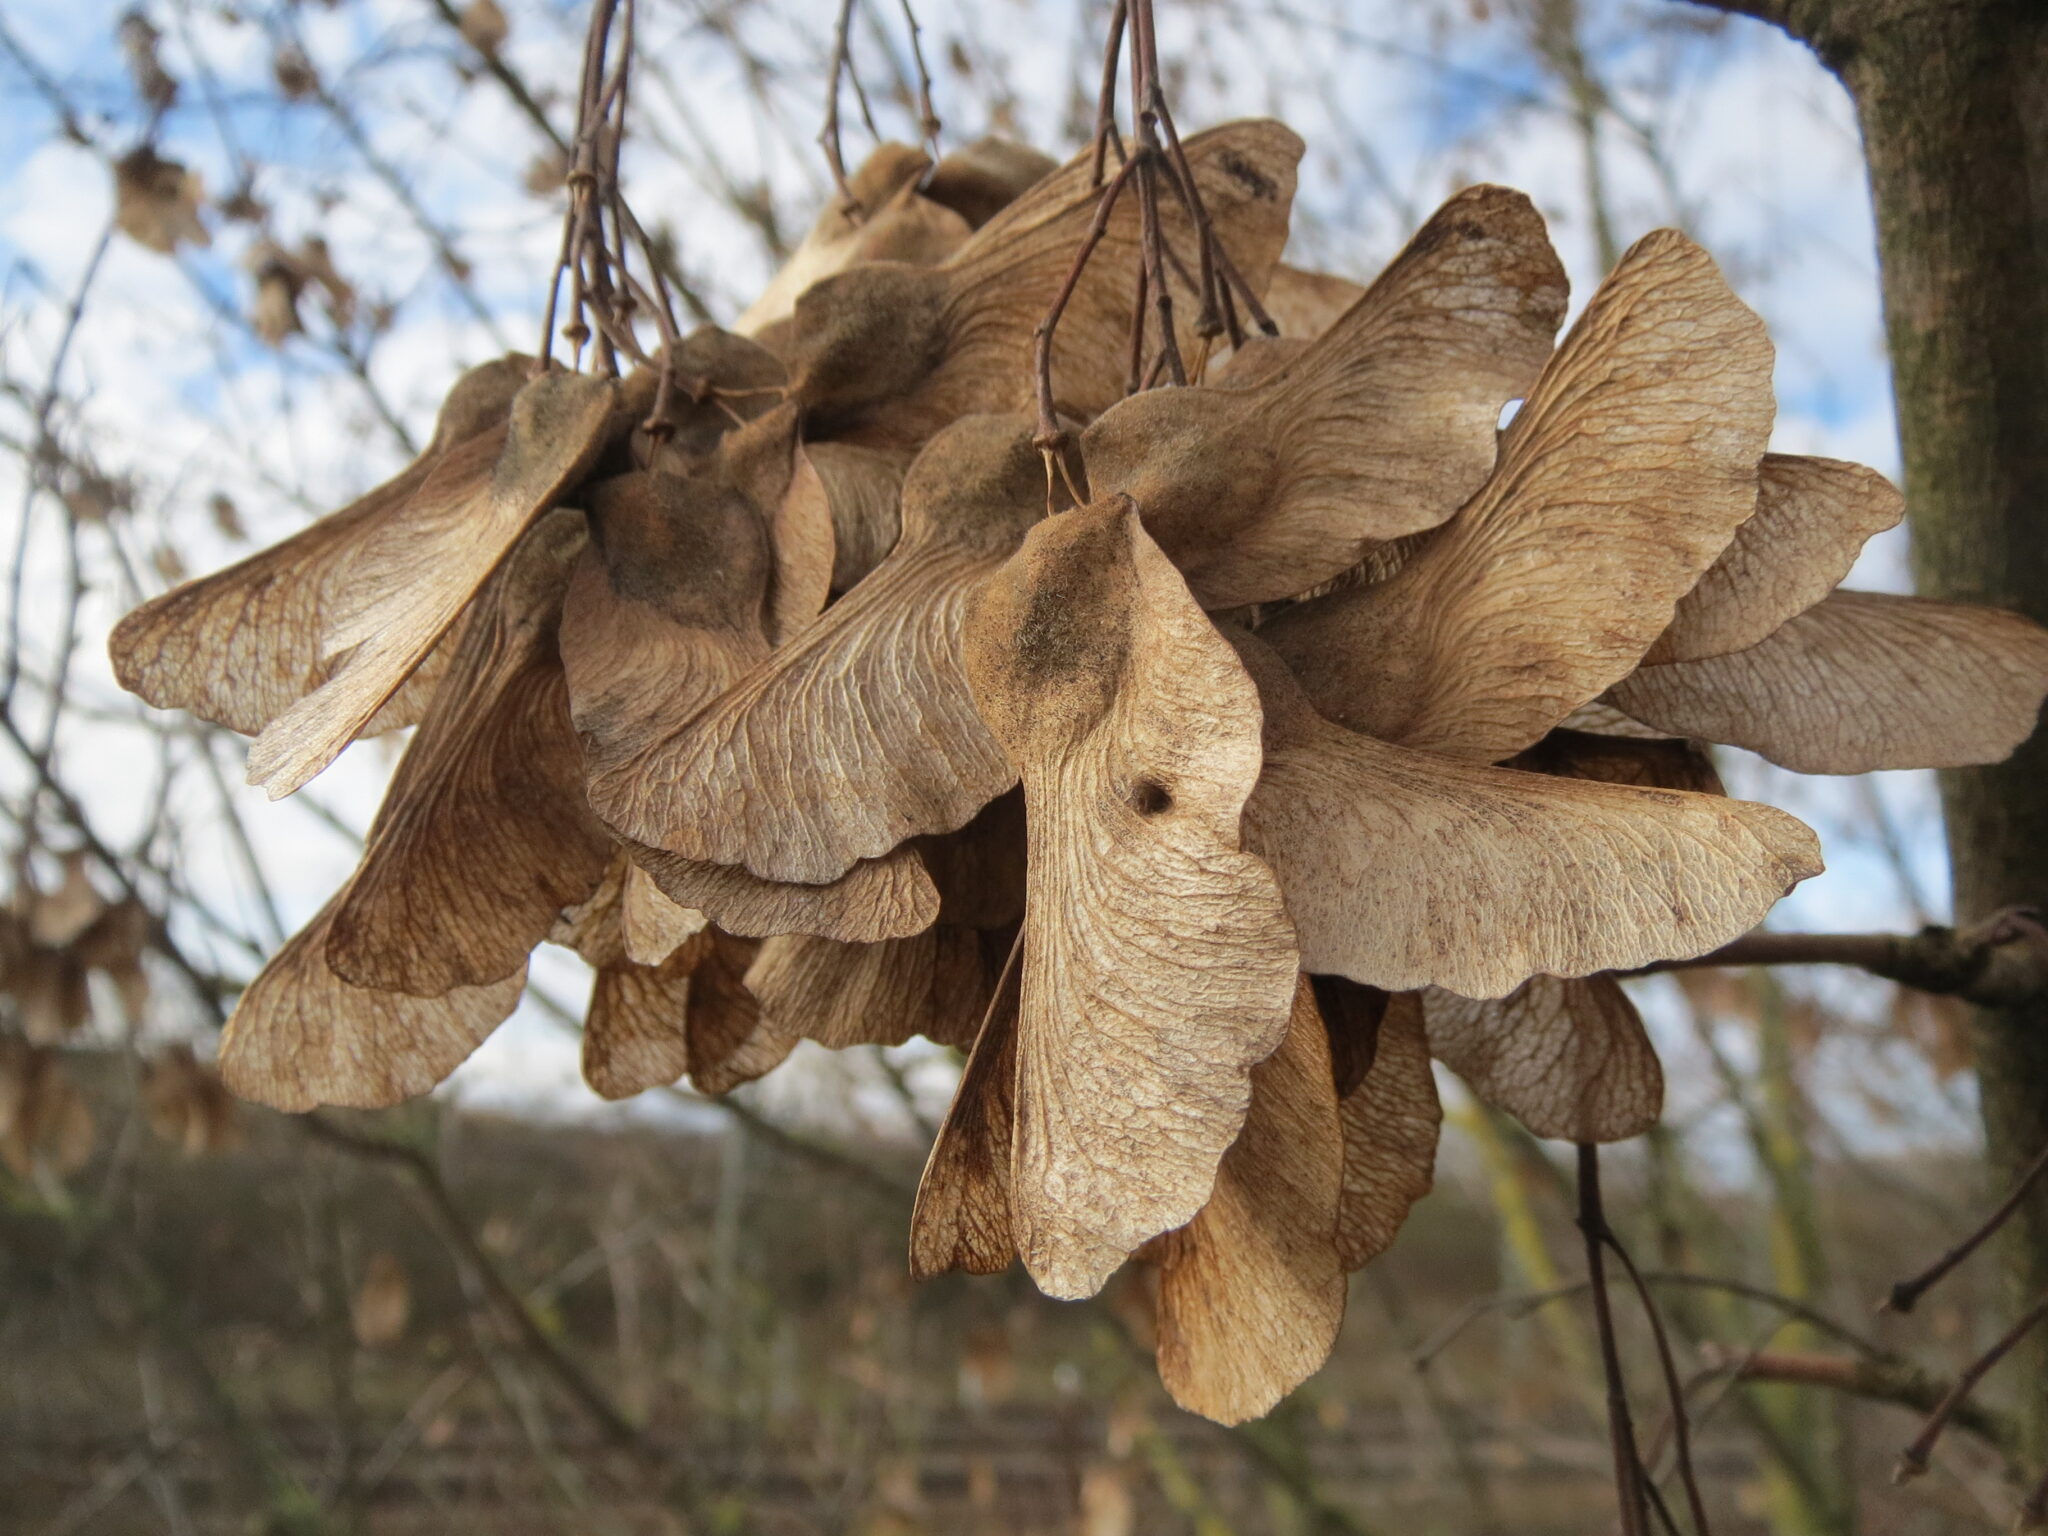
<box><xmin>1129</xmin><ymin>779</ymin><xmax>1174</xmax><ymax>817</ymax></box>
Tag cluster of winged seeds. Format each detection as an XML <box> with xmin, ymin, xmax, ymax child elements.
<box><xmin>109</xmin><ymin>121</ymin><xmax>2048</xmax><ymax>1423</ymax></box>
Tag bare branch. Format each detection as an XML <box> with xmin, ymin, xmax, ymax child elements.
<box><xmin>1577</xmin><ymin>1144</ymin><xmax>1650</xmax><ymax>1536</ymax></box>
<box><xmin>1894</xmin><ymin>1296</ymin><xmax>2048</xmax><ymax>1483</ymax></box>
<box><xmin>1697</xmin><ymin>1345</ymin><xmax>2018</xmax><ymax>1458</ymax></box>
<box><xmin>1627</xmin><ymin>906</ymin><xmax>2048</xmax><ymax>1007</ymax></box>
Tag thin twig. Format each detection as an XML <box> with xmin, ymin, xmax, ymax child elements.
<box><xmin>1602</xmin><ymin>1233</ymin><xmax>1714</xmax><ymax>1534</ymax></box>
<box><xmin>1697</xmin><ymin>1346</ymin><xmax>2017</xmax><ymax>1457</ymax></box>
<box><xmin>1893</xmin><ymin>1294</ymin><xmax>2048</xmax><ymax>1483</ymax></box>
<box><xmin>1030</xmin><ymin>150</ymin><xmax>1143</xmax><ymax>451</ymax></box>
<box><xmin>1627</xmin><ymin>908</ymin><xmax>2048</xmax><ymax>1008</ymax></box>
<box><xmin>1413</xmin><ymin>1269</ymin><xmax>1892</xmax><ymax>1370</ymax></box>
<box><xmin>422</xmin><ymin>0</ymin><xmax>572</xmax><ymax>156</ymax></box>
<box><xmin>2019</xmin><ymin>1463</ymin><xmax>2048</xmax><ymax>1530</ymax></box>
<box><xmin>1578</xmin><ymin>1144</ymin><xmax>1649</xmax><ymax>1536</ymax></box>
<box><xmin>1090</xmin><ymin>0</ymin><xmax>1129</xmax><ymax>185</ymax></box>
<box><xmin>819</xmin><ymin>0</ymin><xmax>862</xmax><ymax>212</ymax></box>
<box><xmin>1884</xmin><ymin>1137</ymin><xmax>2048</xmax><ymax>1315</ymax></box>
<box><xmin>893</xmin><ymin>0</ymin><xmax>940</xmax><ymax>152</ymax></box>
<box><xmin>299</xmin><ymin>1114</ymin><xmax>651</xmax><ymax>1452</ymax></box>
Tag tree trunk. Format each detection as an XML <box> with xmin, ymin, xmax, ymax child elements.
<box><xmin>1696</xmin><ymin>0</ymin><xmax>2048</xmax><ymax>1464</ymax></box>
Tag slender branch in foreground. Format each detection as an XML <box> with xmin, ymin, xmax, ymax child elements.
<box><xmin>818</xmin><ymin>0</ymin><xmax>863</xmax><ymax>211</ymax></box>
<box><xmin>1884</xmin><ymin>1137</ymin><xmax>2048</xmax><ymax>1315</ymax></box>
<box><xmin>1893</xmin><ymin>1294</ymin><xmax>2048</xmax><ymax>1484</ymax></box>
<box><xmin>298</xmin><ymin>1114</ymin><xmax>649</xmax><ymax>1453</ymax></box>
<box><xmin>2020</xmin><ymin>1462</ymin><xmax>2048</xmax><ymax>1531</ymax></box>
<box><xmin>1578</xmin><ymin>1144</ymin><xmax>1650</xmax><ymax>1536</ymax></box>
<box><xmin>1414</xmin><ymin>1268</ymin><xmax>1892</xmax><ymax>1369</ymax></box>
<box><xmin>1695</xmin><ymin>1346</ymin><xmax>2017</xmax><ymax>1458</ymax></box>
<box><xmin>423</xmin><ymin>0</ymin><xmax>572</xmax><ymax>157</ymax></box>
<box><xmin>1627</xmin><ymin>906</ymin><xmax>2048</xmax><ymax>1007</ymax></box>
<box><xmin>684</xmin><ymin>1089</ymin><xmax>920</xmax><ymax>1201</ymax></box>
<box><xmin>1602</xmin><ymin>1234</ymin><xmax>1713</xmax><ymax>1534</ymax></box>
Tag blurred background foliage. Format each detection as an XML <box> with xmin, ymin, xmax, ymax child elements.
<box><xmin>0</xmin><ymin>0</ymin><xmax>2034</xmax><ymax>1530</ymax></box>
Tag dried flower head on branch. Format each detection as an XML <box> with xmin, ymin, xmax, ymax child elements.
<box><xmin>101</xmin><ymin>0</ymin><xmax>2048</xmax><ymax>1444</ymax></box>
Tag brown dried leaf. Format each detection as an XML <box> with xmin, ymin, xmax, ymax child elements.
<box><xmin>1</xmin><ymin>938</ymin><xmax>90</xmax><ymax>1042</ymax></box>
<box><xmin>247</xmin><ymin>370</ymin><xmax>617</xmax><ymax>797</ymax></box>
<box><xmin>118</xmin><ymin>12</ymin><xmax>177</xmax><ymax>109</ymax></box>
<box><xmin>249</xmin><ymin>258</ymin><xmax>301</xmax><ymax>346</ymax></box>
<box><xmin>744</xmin><ymin>924</ymin><xmax>1000</xmax><ymax>1049</ymax></box>
<box><xmin>1261</xmin><ymin>262</ymin><xmax>1368</xmax><ymax>339</ymax></box>
<box><xmin>272</xmin><ymin>44</ymin><xmax>318</xmax><ymax>99</ymax></box>
<box><xmin>737</xmin><ymin>144</ymin><xmax>968</xmax><ymax>335</ymax></box>
<box><xmin>784</xmin><ymin>120</ymin><xmax>1302</xmax><ymax>448</ymax></box>
<box><xmin>1333</xmin><ymin>989</ymin><xmax>1440</xmax><ymax>1269</ymax></box>
<box><xmin>581</xmin><ymin>940</ymin><xmax>706</xmax><ymax>1100</ymax></box>
<box><xmin>1609</xmin><ymin>590</ymin><xmax>2048</xmax><ymax>773</ymax></box>
<box><xmin>627</xmin><ymin>837</ymin><xmax>939</xmax><ymax>943</ymax></box>
<box><xmin>458</xmin><ymin>0</ymin><xmax>509</xmax><ymax>55</ymax></box>
<box><xmin>1151</xmin><ymin>978</ymin><xmax>1345</xmax><ymax>1424</ymax></box>
<box><xmin>73</xmin><ymin>897</ymin><xmax>152</xmax><ymax>1024</ymax></box>
<box><xmin>1211</xmin><ymin>335</ymin><xmax>1306</xmax><ymax>386</ymax></box>
<box><xmin>1423</xmin><ymin>975</ymin><xmax>1662</xmax><ymax>1143</ymax></box>
<box><xmin>809</xmin><ymin>440</ymin><xmax>912</xmax><ymax>591</ymax></box>
<box><xmin>109</xmin><ymin>355</ymin><xmax>529</xmax><ymax>737</ymax></box>
<box><xmin>1083</xmin><ymin>184</ymin><xmax>1567</xmax><ymax>607</ymax></box>
<box><xmin>1233</xmin><ymin>633</ymin><xmax>1818</xmax><ymax>997</ymax></box>
<box><xmin>323</xmin><ymin>513</ymin><xmax>612</xmax><ymax>996</ymax></box>
<box><xmin>113</xmin><ymin>147</ymin><xmax>208</xmax><ymax>254</ymax></box>
<box><xmin>220</xmin><ymin>899</ymin><xmax>525</xmax><ymax>1111</ymax></box>
<box><xmin>621</xmin><ymin>863</ymin><xmax>706</xmax><ymax>965</ymax></box>
<box><xmin>562</xmin><ymin>404</ymin><xmax>821</xmax><ymax>814</ymax></box>
<box><xmin>1645</xmin><ymin>454</ymin><xmax>1904</xmax><ymax>665</ymax></box>
<box><xmin>922</xmin><ymin>136</ymin><xmax>1058</xmax><ymax>228</ymax></box>
<box><xmin>596</xmin><ymin>415</ymin><xmax>1053</xmax><ymax>885</ymax></box>
<box><xmin>909</xmin><ymin>947</ymin><xmax>1021</xmax><ymax>1279</ymax></box>
<box><xmin>683</xmin><ymin>932</ymin><xmax>774</xmax><ymax>1086</ymax></box>
<box><xmin>0</xmin><ymin>1040</ymin><xmax>96</xmax><ymax>1177</ymax></box>
<box><xmin>1262</xmin><ymin>229</ymin><xmax>1775</xmax><ymax>763</ymax></box>
<box><xmin>26</xmin><ymin>850</ymin><xmax>103</xmax><ymax>947</ymax></box>
<box><xmin>548</xmin><ymin>854</ymin><xmax>630</xmax><ymax>967</ymax></box>
<box><xmin>351</xmin><ymin>1252</ymin><xmax>412</xmax><ymax>1348</ymax></box>
<box><xmin>687</xmin><ymin>933</ymin><xmax>792</xmax><ymax>1095</ymax></box>
<box><xmin>1557</xmin><ymin>700</ymin><xmax>1672</xmax><ymax>739</ymax></box>
<box><xmin>562</xmin><ymin>464</ymin><xmax>774</xmax><ymax>807</ymax></box>
<box><xmin>142</xmin><ymin>1044</ymin><xmax>240</xmax><ymax>1156</ymax></box>
<box><xmin>964</xmin><ymin>498</ymin><xmax>1298</xmax><ymax>1298</ymax></box>
<box><xmin>641</xmin><ymin>327</ymin><xmax>790</xmax><ymax>463</ymax></box>
<box><xmin>759</xmin><ymin>441</ymin><xmax>835</xmax><ymax>645</ymax></box>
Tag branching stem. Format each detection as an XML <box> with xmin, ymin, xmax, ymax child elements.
<box><xmin>1578</xmin><ymin>1144</ymin><xmax>1650</xmax><ymax>1536</ymax></box>
<box><xmin>1893</xmin><ymin>1294</ymin><xmax>2048</xmax><ymax>1484</ymax></box>
<box><xmin>1884</xmin><ymin>1137</ymin><xmax>2048</xmax><ymax>1315</ymax></box>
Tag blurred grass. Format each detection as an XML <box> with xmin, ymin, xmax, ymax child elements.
<box><xmin>0</xmin><ymin>1047</ymin><xmax>2026</xmax><ymax>1535</ymax></box>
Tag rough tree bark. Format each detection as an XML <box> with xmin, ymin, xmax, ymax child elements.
<box><xmin>1686</xmin><ymin>0</ymin><xmax>2048</xmax><ymax>1464</ymax></box>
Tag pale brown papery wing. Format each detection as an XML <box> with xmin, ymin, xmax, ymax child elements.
<box><xmin>1151</xmin><ymin>977</ymin><xmax>1346</xmax><ymax>1425</ymax></box>
<box><xmin>1644</xmin><ymin>453</ymin><xmax>1903</xmax><ymax>665</ymax></box>
<box><xmin>246</xmin><ymin>371</ymin><xmax>618</xmax><ymax>797</ymax></box>
<box><xmin>964</xmin><ymin>499</ymin><xmax>1298</xmax><ymax>1300</ymax></box>
<box><xmin>1234</xmin><ymin>634</ymin><xmax>1819</xmax><ymax>998</ymax></box>
<box><xmin>1610</xmin><ymin>589</ymin><xmax>2048</xmax><ymax>773</ymax></box>
<box><xmin>220</xmin><ymin>899</ymin><xmax>525</xmax><ymax>1112</ymax></box>
<box><xmin>1262</xmin><ymin>228</ymin><xmax>1775</xmax><ymax>764</ymax></box>
<box><xmin>1423</xmin><ymin>975</ymin><xmax>1662</xmax><ymax>1143</ymax></box>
